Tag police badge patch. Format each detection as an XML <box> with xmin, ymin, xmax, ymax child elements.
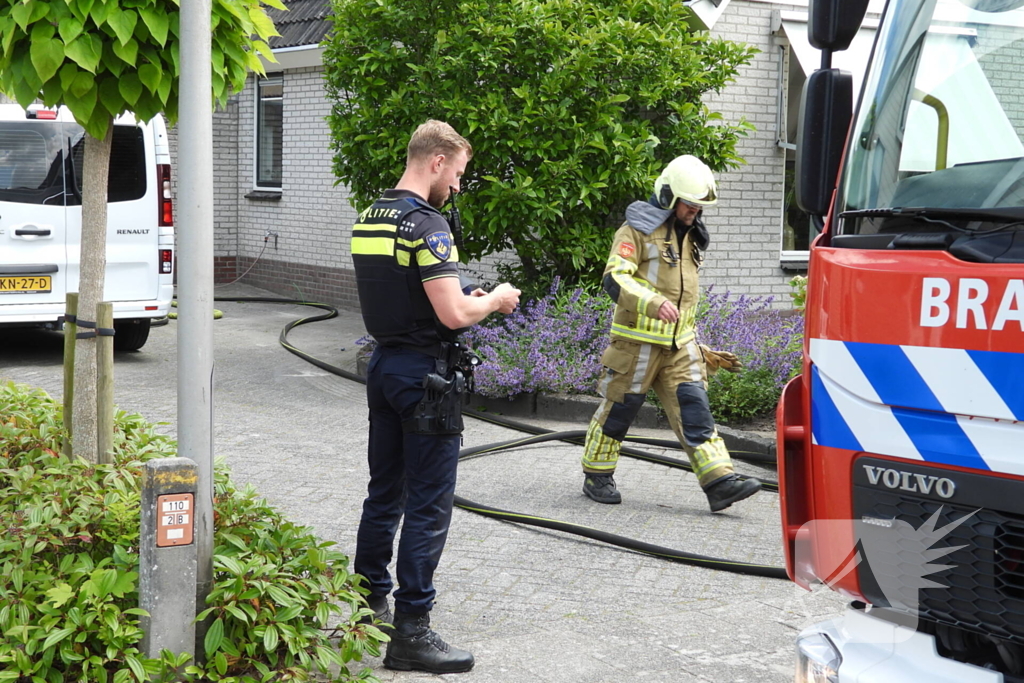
<box><xmin>425</xmin><ymin>231</ymin><xmax>452</xmax><ymax>261</ymax></box>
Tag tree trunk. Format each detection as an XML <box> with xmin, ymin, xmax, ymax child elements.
<box><xmin>72</xmin><ymin>123</ymin><xmax>114</xmax><ymax>463</ymax></box>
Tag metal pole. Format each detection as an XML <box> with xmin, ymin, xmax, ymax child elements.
<box><xmin>178</xmin><ymin>0</ymin><xmax>215</xmax><ymax>660</ymax></box>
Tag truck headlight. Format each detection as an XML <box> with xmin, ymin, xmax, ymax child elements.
<box><xmin>796</xmin><ymin>632</ymin><xmax>841</xmax><ymax>683</ymax></box>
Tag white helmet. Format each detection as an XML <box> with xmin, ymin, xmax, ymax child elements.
<box><xmin>654</xmin><ymin>155</ymin><xmax>718</xmax><ymax>209</ymax></box>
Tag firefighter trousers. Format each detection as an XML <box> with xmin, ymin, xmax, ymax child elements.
<box><xmin>581</xmin><ymin>338</ymin><xmax>734</xmax><ymax>488</ymax></box>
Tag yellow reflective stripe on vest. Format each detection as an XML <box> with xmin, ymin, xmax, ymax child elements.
<box><xmin>351</xmin><ymin>236</ymin><xmax>395</xmax><ymax>256</ymax></box>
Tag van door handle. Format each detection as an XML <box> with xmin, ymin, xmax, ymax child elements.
<box><xmin>10</xmin><ymin>223</ymin><xmax>54</xmax><ymax>240</ymax></box>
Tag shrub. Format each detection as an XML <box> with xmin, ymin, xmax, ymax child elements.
<box><xmin>0</xmin><ymin>381</ymin><xmax>385</xmax><ymax>683</ymax></box>
<box><xmin>464</xmin><ymin>279</ymin><xmax>613</xmax><ymax>398</ymax></box>
<box><xmin>698</xmin><ymin>288</ymin><xmax>803</xmax><ymax>421</ymax></box>
<box><xmin>323</xmin><ymin>0</ymin><xmax>756</xmax><ymax>289</ymax></box>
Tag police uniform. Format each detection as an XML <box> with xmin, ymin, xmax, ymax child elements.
<box><xmin>351</xmin><ymin>188</ymin><xmax>464</xmax><ymax>617</ymax></box>
<box><xmin>582</xmin><ymin>199</ymin><xmax>735</xmax><ymax>489</ymax></box>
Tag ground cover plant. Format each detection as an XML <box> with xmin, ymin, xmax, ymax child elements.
<box><xmin>463</xmin><ymin>279</ymin><xmax>613</xmax><ymax>398</ymax></box>
<box><xmin>464</xmin><ymin>285</ymin><xmax>802</xmax><ymax>421</ymax></box>
<box><xmin>0</xmin><ymin>381</ymin><xmax>385</xmax><ymax>683</ymax></box>
<box><xmin>698</xmin><ymin>288</ymin><xmax>803</xmax><ymax>421</ymax></box>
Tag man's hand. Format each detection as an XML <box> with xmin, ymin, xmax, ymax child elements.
<box><xmin>658</xmin><ymin>300</ymin><xmax>680</xmax><ymax>323</ymax></box>
<box><xmin>700</xmin><ymin>345</ymin><xmax>743</xmax><ymax>375</ymax></box>
<box><xmin>491</xmin><ymin>283</ymin><xmax>520</xmax><ymax>314</ymax></box>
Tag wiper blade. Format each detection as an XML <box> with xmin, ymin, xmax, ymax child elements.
<box><xmin>841</xmin><ymin>206</ymin><xmax>1024</xmax><ymax>223</ymax></box>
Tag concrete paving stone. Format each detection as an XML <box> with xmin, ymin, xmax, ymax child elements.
<box><xmin>0</xmin><ymin>283</ymin><xmax>848</xmax><ymax>682</ymax></box>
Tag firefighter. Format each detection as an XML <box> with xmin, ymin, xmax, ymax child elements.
<box><xmin>580</xmin><ymin>154</ymin><xmax>762</xmax><ymax>512</ymax></box>
<box><xmin>351</xmin><ymin>120</ymin><xmax>520</xmax><ymax>674</ymax></box>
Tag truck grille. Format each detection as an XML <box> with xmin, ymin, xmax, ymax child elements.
<box><xmin>853</xmin><ymin>457</ymin><xmax>1024</xmax><ymax>645</ymax></box>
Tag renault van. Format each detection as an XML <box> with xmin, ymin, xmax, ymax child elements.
<box><xmin>0</xmin><ymin>104</ymin><xmax>174</xmax><ymax>351</ymax></box>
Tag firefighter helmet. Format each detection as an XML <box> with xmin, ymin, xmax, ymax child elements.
<box><xmin>654</xmin><ymin>155</ymin><xmax>718</xmax><ymax>209</ymax></box>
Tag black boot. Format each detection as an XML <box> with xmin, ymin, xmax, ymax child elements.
<box><xmin>583</xmin><ymin>472</ymin><xmax>622</xmax><ymax>504</ymax></box>
<box><xmin>358</xmin><ymin>594</ymin><xmax>392</xmax><ymax>629</ymax></box>
<box><xmin>383</xmin><ymin>611</ymin><xmax>474</xmax><ymax>674</ymax></box>
<box><xmin>703</xmin><ymin>473</ymin><xmax>761</xmax><ymax>512</ymax></box>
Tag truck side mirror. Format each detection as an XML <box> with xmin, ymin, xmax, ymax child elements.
<box><xmin>808</xmin><ymin>0</ymin><xmax>871</xmax><ymax>51</ymax></box>
<box><xmin>795</xmin><ymin>69</ymin><xmax>853</xmax><ymax>217</ymax></box>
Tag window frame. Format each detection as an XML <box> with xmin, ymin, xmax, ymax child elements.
<box><xmin>253</xmin><ymin>73</ymin><xmax>283</xmax><ymax>192</ymax></box>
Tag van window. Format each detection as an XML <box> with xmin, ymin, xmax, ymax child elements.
<box><xmin>0</xmin><ymin>123</ymin><xmax>66</xmax><ymax>205</ymax></box>
<box><xmin>0</xmin><ymin>121</ymin><xmax>146</xmax><ymax>206</ymax></box>
<box><xmin>70</xmin><ymin>126</ymin><xmax>147</xmax><ymax>204</ymax></box>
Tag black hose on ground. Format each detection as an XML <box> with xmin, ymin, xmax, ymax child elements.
<box><xmin>213</xmin><ymin>296</ymin><xmax>789</xmax><ymax>580</ymax></box>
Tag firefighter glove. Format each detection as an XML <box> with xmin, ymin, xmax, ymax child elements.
<box><xmin>700</xmin><ymin>345</ymin><xmax>743</xmax><ymax>375</ymax></box>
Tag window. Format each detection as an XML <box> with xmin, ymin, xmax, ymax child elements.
<box><xmin>70</xmin><ymin>126</ymin><xmax>147</xmax><ymax>204</ymax></box>
<box><xmin>774</xmin><ymin>11</ymin><xmax>878</xmax><ymax>266</ymax></box>
<box><xmin>0</xmin><ymin>122</ymin><xmax>146</xmax><ymax>206</ymax></box>
<box><xmin>255</xmin><ymin>74</ymin><xmax>283</xmax><ymax>189</ymax></box>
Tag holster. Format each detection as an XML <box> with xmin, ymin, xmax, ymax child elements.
<box><xmin>402</xmin><ymin>341</ymin><xmax>479</xmax><ymax>435</ymax></box>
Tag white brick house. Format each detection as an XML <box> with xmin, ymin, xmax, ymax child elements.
<box><xmin>194</xmin><ymin>0</ymin><xmax>884</xmax><ymax>308</ymax></box>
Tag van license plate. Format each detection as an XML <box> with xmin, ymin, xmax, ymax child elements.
<box><xmin>0</xmin><ymin>276</ymin><xmax>52</xmax><ymax>293</ymax></box>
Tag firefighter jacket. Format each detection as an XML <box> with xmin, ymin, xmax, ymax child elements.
<box><xmin>351</xmin><ymin>189</ymin><xmax>461</xmax><ymax>350</ymax></box>
<box><xmin>602</xmin><ymin>199</ymin><xmax>708</xmax><ymax>349</ymax></box>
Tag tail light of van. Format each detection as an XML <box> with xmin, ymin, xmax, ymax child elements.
<box><xmin>158</xmin><ymin>164</ymin><xmax>173</xmax><ymax>226</ymax></box>
<box><xmin>160</xmin><ymin>249</ymin><xmax>173</xmax><ymax>274</ymax></box>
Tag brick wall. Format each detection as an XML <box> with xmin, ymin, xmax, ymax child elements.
<box><xmin>229</xmin><ymin>66</ymin><xmax>361</xmax><ymax>308</ymax></box>
<box><xmin>702</xmin><ymin>0</ymin><xmax>806</xmax><ymax>304</ymax></box>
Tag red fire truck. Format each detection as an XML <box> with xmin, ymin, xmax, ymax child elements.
<box><xmin>778</xmin><ymin>0</ymin><xmax>1024</xmax><ymax>680</ymax></box>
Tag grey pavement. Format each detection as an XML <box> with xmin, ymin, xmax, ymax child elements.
<box><xmin>0</xmin><ymin>283</ymin><xmax>845</xmax><ymax>682</ymax></box>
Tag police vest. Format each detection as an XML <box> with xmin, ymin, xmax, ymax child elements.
<box><xmin>351</xmin><ymin>195</ymin><xmax>458</xmax><ymax>349</ymax></box>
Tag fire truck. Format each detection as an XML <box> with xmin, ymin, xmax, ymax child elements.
<box><xmin>778</xmin><ymin>0</ymin><xmax>1024</xmax><ymax>680</ymax></box>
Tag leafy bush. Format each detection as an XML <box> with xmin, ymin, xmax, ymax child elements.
<box><xmin>323</xmin><ymin>0</ymin><xmax>756</xmax><ymax>289</ymax></box>
<box><xmin>698</xmin><ymin>288</ymin><xmax>803</xmax><ymax>421</ymax></box>
<box><xmin>464</xmin><ymin>279</ymin><xmax>613</xmax><ymax>398</ymax></box>
<box><xmin>0</xmin><ymin>381</ymin><xmax>385</xmax><ymax>683</ymax></box>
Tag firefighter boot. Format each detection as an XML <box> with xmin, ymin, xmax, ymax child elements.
<box><xmin>583</xmin><ymin>472</ymin><xmax>622</xmax><ymax>504</ymax></box>
<box><xmin>703</xmin><ymin>473</ymin><xmax>761</xmax><ymax>512</ymax></box>
<box><xmin>383</xmin><ymin>612</ymin><xmax>475</xmax><ymax>674</ymax></box>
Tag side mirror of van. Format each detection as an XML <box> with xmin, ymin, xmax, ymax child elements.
<box><xmin>795</xmin><ymin>69</ymin><xmax>853</xmax><ymax>217</ymax></box>
<box><xmin>808</xmin><ymin>0</ymin><xmax>871</xmax><ymax>51</ymax></box>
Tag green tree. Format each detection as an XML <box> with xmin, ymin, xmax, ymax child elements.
<box><xmin>323</xmin><ymin>0</ymin><xmax>755</xmax><ymax>290</ymax></box>
<box><xmin>0</xmin><ymin>0</ymin><xmax>280</xmax><ymax>461</ymax></box>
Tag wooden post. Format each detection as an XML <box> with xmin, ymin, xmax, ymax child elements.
<box><xmin>63</xmin><ymin>292</ymin><xmax>78</xmax><ymax>457</ymax></box>
<box><xmin>96</xmin><ymin>302</ymin><xmax>114</xmax><ymax>464</ymax></box>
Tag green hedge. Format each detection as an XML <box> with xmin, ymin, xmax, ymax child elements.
<box><xmin>0</xmin><ymin>381</ymin><xmax>385</xmax><ymax>683</ymax></box>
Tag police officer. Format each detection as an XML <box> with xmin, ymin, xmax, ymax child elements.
<box><xmin>580</xmin><ymin>155</ymin><xmax>762</xmax><ymax>512</ymax></box>
<box><xmin>351</xmin><ymin>120</ymin><xmax>520</xmax><ymax>674</ymax></box>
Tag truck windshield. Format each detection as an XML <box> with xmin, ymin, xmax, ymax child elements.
<box><xmin>839</xmin><ymin>0</ymin><xmax>1024</xmax><ymax>235</ymax></box>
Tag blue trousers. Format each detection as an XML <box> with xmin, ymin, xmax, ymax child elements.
<box><xmin>354</xmin><ymin>346</ymin><xmax>461</xmax><ymax>615</ymax></box>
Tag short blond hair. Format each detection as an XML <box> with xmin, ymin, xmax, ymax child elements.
<box><xmin>407</xmin><ymin>120</ymin><xmax>473</xmax><ymax>164</ymax></box>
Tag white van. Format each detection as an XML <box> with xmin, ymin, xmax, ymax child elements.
<box><xmin>0</xmin><ymin>104</ymin><xmax>174</xmax><ymax>351</ymax></box>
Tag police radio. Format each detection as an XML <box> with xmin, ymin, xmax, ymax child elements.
<box><xmin>447</xmin><ymin>186</ymin><xmax>464</xmax><ymax>252</ymax></box>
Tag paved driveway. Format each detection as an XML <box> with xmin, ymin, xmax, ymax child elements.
<box><xmin>0</xmin><ymin>284</ymin><xmax>845</xmax><ymax>682</ymax></box>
